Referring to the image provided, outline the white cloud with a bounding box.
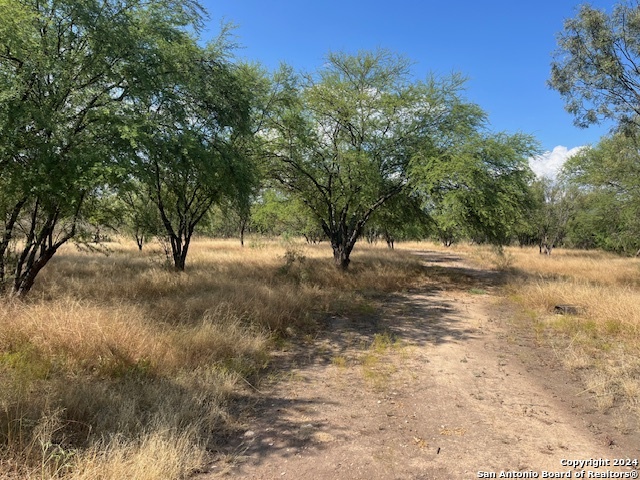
[529,145,585,179]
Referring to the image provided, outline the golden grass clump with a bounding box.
[65,429,205,480]
[11,426,206,480]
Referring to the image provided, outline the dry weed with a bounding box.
[65,429,206,480]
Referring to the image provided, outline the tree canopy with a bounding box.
[411,132,538,246]
[0,0,252,293]
[0,1,544,294]
[550,1,640,129]
[563,131,640,255]
[124,43,256,271]
[263,50,495,268]
[549,0,640,256]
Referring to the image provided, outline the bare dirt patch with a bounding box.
[198,250,640,479]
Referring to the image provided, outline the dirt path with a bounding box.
[200,251,640,479]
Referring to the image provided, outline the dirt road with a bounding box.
[201,251,639,479]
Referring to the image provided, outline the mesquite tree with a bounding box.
[126,48,257,271]
[264,50,484,269]
[550,1,640,129]
[0,0,206,295]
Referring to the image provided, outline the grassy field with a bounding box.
[0,238,428,479]
[2,238,638,478]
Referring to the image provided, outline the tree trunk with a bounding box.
[170,235,189,271]
[330,231,359,270]
[0,198,28,292]
[10,200,80,298]
[540,234,553,255]
[333,246,351,270]
[173,252,186,270]
[13,245,59,297]
[383,232,394,249]
[322,199,387,271]
[12,227,74,297]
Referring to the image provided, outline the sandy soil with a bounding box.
[198,250,640,480]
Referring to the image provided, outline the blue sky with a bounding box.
[199,0,617,176]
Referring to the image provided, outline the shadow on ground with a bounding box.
[206,249,504,470]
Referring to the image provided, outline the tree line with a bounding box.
[1,0,639,297]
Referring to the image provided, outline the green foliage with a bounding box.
[563,131,640,255]
[251,190,325,242]
[0,0,208,295]
[264,49,489,268]
[428,195,468,246]
[550,1,640,128]
[548,1,640,255]
[125,39,259,269]
[118,184,163,250]
[412,132,538,246]
[365,192,432,247]
[528,178,579,254]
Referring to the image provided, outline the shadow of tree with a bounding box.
[15,246,506,474]
[207,249,503,469]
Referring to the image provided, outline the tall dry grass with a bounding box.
[0,237,427,479]
[500,248,640,338]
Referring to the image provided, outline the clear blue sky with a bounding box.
[199,0,616,157]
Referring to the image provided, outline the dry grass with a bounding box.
[63,430,205,480]
[399,241,640,420]
[502,247,640,338]
[473,246,640,418]
[0,237,427,478]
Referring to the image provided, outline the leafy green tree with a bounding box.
[530,178,577,255]
[201,203,251,244]
[118,185,162,251]
[126,50,255,270]
[0,0,204,295]
[235,195,253,248]
[251,189,325,241]
[80,190,126,244]
[264,50,485,269]
[226,62,276,247]
[413,133,538,247]
[249,190,287,237]
[365,193,432,248]
[172,63,283,248]
[549,1,640,255]
[564,188,628,251]
[426,196,467,247]
[563,131,640,255]
[550,1,640,129]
